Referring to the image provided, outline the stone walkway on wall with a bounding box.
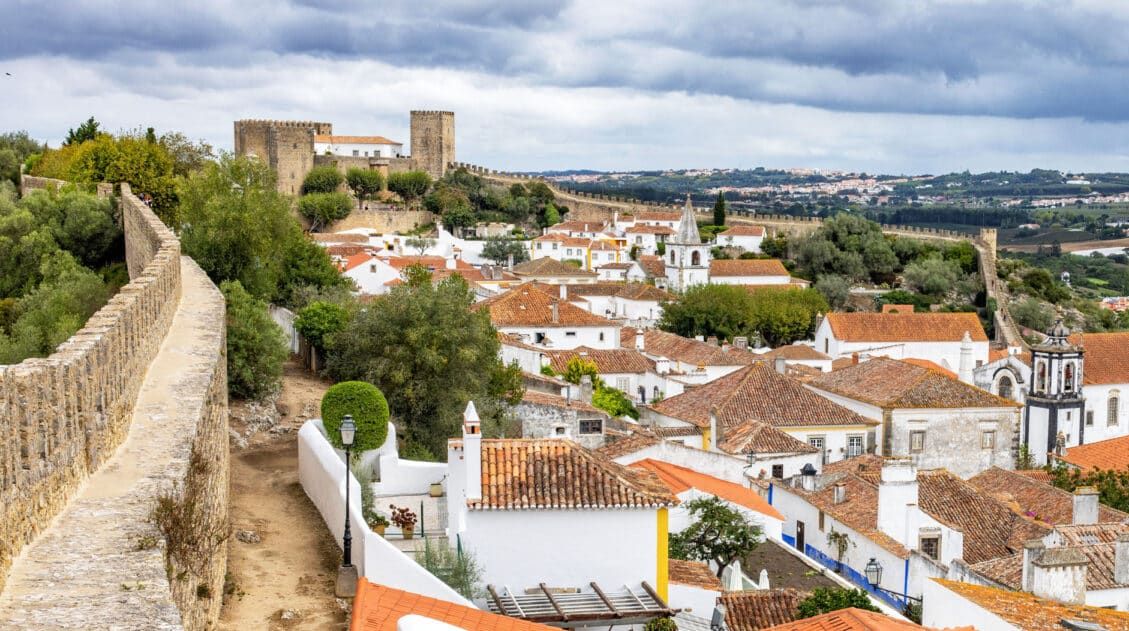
[0,259,224,630]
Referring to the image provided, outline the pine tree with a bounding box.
[713,191,727,226]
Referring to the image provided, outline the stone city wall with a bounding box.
[326,208,436,233]
[0,180,229,629]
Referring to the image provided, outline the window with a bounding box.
[536,242,543,250]
[599,332,605,342]
[1087,410,1095,426]
[616,377,630,392]
[670,251,676,264]
[565,331,577,337]
[981,431,996,450]
[910,430,926,453]
[998,376,1013,400]
[566,248,573,256]
[824,339,829,353]
[579,419,603,435]
[1111,392,1121,426]
[1065,363,1075,392]
[635,236,642,244]
[808,436,826,464]
[552,243,558,251]
[1036,361,1047,393]
[920,536,940,560]
[772,464,784,479]
[847,435,864,458]
[691,251,701,266]
[352,149,359,156]
[818,511,825,532]
[369,264,376,273]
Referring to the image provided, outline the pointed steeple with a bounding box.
[675,193,701,244]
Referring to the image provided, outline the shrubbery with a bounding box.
[320,381,390,452]
[346,168,384,200]
[301,165,343,194]
[298,192,353,231]
[221,280,288,400]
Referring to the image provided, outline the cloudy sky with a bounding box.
[4,0,1129,174]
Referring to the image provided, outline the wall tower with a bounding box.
[233,120,332,195]
[410,111,456,180]
[1023,319,1085,466]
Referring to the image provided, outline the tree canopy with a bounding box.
[669,497,762,577]
[659,284,829,347]
[796,588,880,619]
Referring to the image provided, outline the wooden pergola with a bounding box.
[486,582,678,629]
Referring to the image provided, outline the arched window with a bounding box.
[691,250,701,266]
[1110,391,1121,427]
[998,376,1014,400]
[1064,364,1075,392]
[1036,361,1047,393]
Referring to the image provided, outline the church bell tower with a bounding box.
[1022,319,1085,466]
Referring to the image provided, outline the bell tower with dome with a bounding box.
[1022,319,1085,466]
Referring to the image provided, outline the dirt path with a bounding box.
[219,362,348,631]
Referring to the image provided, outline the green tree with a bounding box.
[320,381,390,452]
[325,266,523,455]
[713,191,727,226]
[220,280,289,400]
[592,386,639,419]
[64,116,103,146]
[814,274,851,310]
[796,588,880,619]
[1011,296,1054,332]
[419,539,485,600]
[387,171,432,207]
[17,188,120,268]
[903,256,961,296]
[346,167,385,201]
[298,192,353,231]
[157,131,215,177]
[481,237,530,266]
[0,131,46,187]
[542,201,561,227]
[302,165,344,194]
[747,287,829,347]
[405,236,436,255]
[562,356,601,385]
[761,235,789,259]
[294,300,351,352]
[669,497,762,577]
[659,284,753,343]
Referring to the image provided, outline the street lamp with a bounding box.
[863,558,921,611]
[336,415,358,598]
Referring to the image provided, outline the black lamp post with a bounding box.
[863,558,922,611]
[336,415,358,598]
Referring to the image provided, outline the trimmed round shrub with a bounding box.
[321,381,390,452]
[302,165,344,194]
[298,192,352,230]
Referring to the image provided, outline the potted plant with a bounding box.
[390,505,418,540]
[429,482,444,498]
[368,511,390,537]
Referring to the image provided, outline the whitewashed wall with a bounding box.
[667,583,720,620]
[922,579,1017,630]
[497,324,621,350]
[269,305,301,354]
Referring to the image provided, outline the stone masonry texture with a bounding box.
[0,180,229,630]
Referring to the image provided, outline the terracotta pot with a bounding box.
[373,524,387,537]
[403,525,415,540]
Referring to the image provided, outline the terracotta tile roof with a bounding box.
[763,344,831,361]
[933,578,1129,630]
[988,347,1012,363]
[761,607,969,630]
[472,284,616,327]
[719,420,820,455]
[596,431,660,459]
[667,559,722,590]
[719,225,766,237]
[967,467,1129,525]
[626,224,675,234]
[971,532,1129,592]
[544,347,655,374]
[326,244,369,258]
[547,220,607,232]
[831,357,857,371]
[635,211,682,222]
[637,255,666,278]
[311,232,369,243]
[651,362,876,430]
[384,255,449,270]
[615,283,675,301]
[880,304,917,314]
[899,358,956,379]
[316,134,401,145]
[720,589,803,631]
[521,370,570,389]
[470,439,679,510]
[343,253,377,272]
[511,257,597,277]
[630,458,785,520]
[1060,434,1129,473]
[1074,332,1129,385]
[519,390,604,415]
[597,262,633,269]
[652,426,703,437]
[808,357,1020,409]
[709,258,790,277]
[795,469,911,558]
[621,327,758,367]
[555,282,674,302]
[350,579,552,631]
[824,312,988,342]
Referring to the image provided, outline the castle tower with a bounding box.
[233,120,332,195]
[1023,319,1085,466]
[665,194,710,291]
[410,111,455,180]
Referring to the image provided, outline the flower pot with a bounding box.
[429,483,444,497]
[402,525,415,540]
[373,524,387,537]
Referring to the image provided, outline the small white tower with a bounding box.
[1023,320,1085,466]
[463,401,482,502]
[664,194,710,291]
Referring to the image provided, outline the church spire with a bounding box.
[675,193,701,244]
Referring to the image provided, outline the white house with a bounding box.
[806,356,1021,478]
[616,210,682,233]
[509,257,599,284]
[596,261,647,282]
[1075,332,1129,441]
[473,283,621,349]
[315,134,404,158]
[760,344,834,373]
[924,576,1129,630]
[446,404,681,600]
[715,225,766,253]
[813,312,990,373]
[546,220,609,238]
[708,259,792,285]
[342,253,401,295]
[566,283,674,327]
[665,560,722,623]
[625,224,675,256]
[622,328,760,386]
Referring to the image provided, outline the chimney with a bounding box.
[446,257,456,270]
[695,335,705,342]
[559,284,567,300]
[1030,547,1089,605]
[877,458,918,546]
[463,402,482,502]
[1116,533,1129,584]
[800,463,817,492]
[707,335,719,346]
[852,352,860,365]
[958,331,974,384]
[550,303,559,324]
[506,253,514,270]
[774,357,787,374]
[709,406,721,452]
[734,336,748,350]
[833,483,847,505]
[1022,539,1043,593]
[635,330,645,351]
[580,375,594,404]
[1073,486,1099,525]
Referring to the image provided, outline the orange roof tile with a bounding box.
[544,347,655,374]
[1075,332,1129,385]
[596,430,661,459]
[518,390,604,415]
[709,258,790,277]
[825,312,988,342]
[621,327,758,367]
[881,304,917,314]
[350,579,552,631]
[900,358,957,379]
[808,357,1019,409]
[468,439,679,510]
[1060,434,1129,472]
[719,225,766,237]
[762,607,969,630]
[344,253,377,272]
[637,255,667,278]
[547,220,607,232]
[721,589,803,631]
[667,559,722,590]
[626,225,675,234]
[385,255,448,270]
[472,284,616,328]
[968,467,1128,525]
[933,578,1129,630]
[511,257,597,277]
[719,420,820,456]
[764,344,831,361]
[316,134,401,145]
[630,459,784,520]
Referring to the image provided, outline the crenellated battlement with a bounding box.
[234,119,332,130]
[409,110,455,116]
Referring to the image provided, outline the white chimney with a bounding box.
[580,375,594,404]
[1022,539,1043,593]
[445,257,456,270]
[800,463,817,491]
[1030,547,1089,605]
[734,336,748,350]
[774,357,787,374]
[1115,533,1129,584]
[833,483,847,504]
[463,402,482,502]
[958,331,974,384]
[550,303,559,324]
[709,406,720,452]
[1073,486,1099,525]
[559,284,567,300]
[877,458,918,546]
[635,330,645,351]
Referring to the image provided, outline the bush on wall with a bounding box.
[321,380,390,452]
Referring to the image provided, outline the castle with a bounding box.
[233,111,455,194]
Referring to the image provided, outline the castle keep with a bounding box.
[234,110,455,194]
